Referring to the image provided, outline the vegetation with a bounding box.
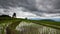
[0,16,60,34]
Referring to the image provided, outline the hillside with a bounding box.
[0,17,60,34]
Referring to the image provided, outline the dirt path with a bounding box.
[6,21,21,34]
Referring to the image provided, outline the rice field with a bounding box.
[0,18,60,34]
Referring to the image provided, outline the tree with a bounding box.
[25,17,27,20]
[12,13,16,18]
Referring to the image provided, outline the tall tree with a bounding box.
[12,13,16,18]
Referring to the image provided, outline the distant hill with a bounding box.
[0,15,11,20]
[0,15,11,18]
[40,19,55,22]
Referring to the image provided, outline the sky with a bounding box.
[0,0,60,19]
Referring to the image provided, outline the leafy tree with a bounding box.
[12,13,16,18]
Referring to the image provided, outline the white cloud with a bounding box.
[0,7,60,18]
[35,0,60,12]
[6,7,38,18]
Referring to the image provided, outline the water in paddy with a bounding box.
[0,24,6,34]
[16,21,60,34]
[0,23,11,34]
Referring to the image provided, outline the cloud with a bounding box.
[0,7,38,18]
[53,0,60,9]
[0,0,60,18]
[0,0,37,11]
[35,0,60,12]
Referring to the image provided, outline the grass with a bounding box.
[0,17,22,34]
[27,20,60,26]
[26,20,60,29]
[0,17,60,26]
[0,17,60,34]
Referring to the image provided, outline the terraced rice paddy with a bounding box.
[0,19,60,34]
[15,21,60,34]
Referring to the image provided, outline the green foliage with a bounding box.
[0,17,60,34]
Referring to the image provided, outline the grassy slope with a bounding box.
[0,17,60,34]
[0,17,60,30]
[0,17,23,34]
[25,20,60,29]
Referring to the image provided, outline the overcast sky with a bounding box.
[0,0,60,18]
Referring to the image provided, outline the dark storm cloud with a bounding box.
[0,0,60,11]
[35,0,60,13]
[0,0,37,11]
[0,0,60,17]
[53,0,60,9]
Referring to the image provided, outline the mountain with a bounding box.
[40,19,55,22]
[0,15,11,20]
[28,17,60,22]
